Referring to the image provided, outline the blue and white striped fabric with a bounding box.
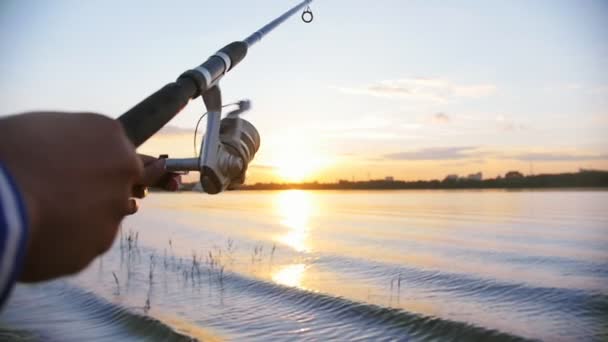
[0,162,28,307]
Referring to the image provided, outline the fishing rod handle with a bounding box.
[118,42,248,147]
[118,78,197,147]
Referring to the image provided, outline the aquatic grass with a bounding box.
[398,273,402,292]
[144,296,151,314]
[122,229,140,255]
[144,254,156,314]
[111,230,286,296]
[112,271,120,295]
[226,238,235,253]
[270,243,277,260]
[127,231,133,251]
[149,254,156,283]
[205,248,227,286]
[251,243,265,264]
[218,265,225,287]
[225,239,236,265]
[119,226,124,251]
[388,273,404,307]
[163,249,168,269]
[191,251,202,279]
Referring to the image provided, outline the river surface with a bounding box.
[1,190,607,341]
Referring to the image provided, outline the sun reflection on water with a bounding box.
[272,264,306,288]
[275,190,313,253]
[272,191,314,289]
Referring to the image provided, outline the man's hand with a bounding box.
[128,155,182,214]
[0,112,146,282]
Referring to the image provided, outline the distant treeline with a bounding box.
[234,170,608,191]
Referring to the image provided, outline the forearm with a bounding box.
[0,112,177,291]
[0,162,29,307]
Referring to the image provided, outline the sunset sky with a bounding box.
[1,0,607,183]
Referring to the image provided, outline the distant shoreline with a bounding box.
[236,186,608,192]
[179,170,608,192]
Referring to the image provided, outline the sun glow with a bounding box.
[270,139,328,182]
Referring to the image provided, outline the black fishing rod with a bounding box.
[117,0,314,194]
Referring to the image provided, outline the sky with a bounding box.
[1,0,607,183]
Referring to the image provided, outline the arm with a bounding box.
[0,112,154,307]
[0,163,29,306]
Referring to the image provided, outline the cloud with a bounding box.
[495,115,526,131]
[497,122,526,131]
[452,84,497,98]
[382,145,608,163]
[323,131,409,141]
[401,123,423,130]
[510,152,608,161]
[334,78,496,103]
[320,115,422,141]
[385,146,479,160]
[590,114,608,125]
[591,85,608,94]
[439,159,486,167]
[323,115,392,131]
[431,112,450,124]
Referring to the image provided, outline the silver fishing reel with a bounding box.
[164,88,260,194]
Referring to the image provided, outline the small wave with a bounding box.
[199,268,530,341]
[0,282,200,342]
[317,254,608,316]
[1,269,529,341]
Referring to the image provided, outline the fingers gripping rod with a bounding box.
[117,0,312,193]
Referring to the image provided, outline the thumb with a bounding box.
[140,158,167,186]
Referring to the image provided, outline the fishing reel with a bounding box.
[163,88,260,194]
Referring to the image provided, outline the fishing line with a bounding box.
[193,102,241,157]
[193,112,208,157]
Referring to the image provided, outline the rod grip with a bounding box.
[118,77,198,147]
[218,41,248,71]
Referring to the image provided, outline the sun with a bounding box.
[271,140,327,182]
[277,155,318,182]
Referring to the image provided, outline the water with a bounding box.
[1,190,607,341]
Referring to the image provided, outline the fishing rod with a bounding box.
[117,0,314,194]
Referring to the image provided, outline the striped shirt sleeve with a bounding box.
[0,162,29,307]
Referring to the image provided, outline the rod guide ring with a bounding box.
[302,8,313,23]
